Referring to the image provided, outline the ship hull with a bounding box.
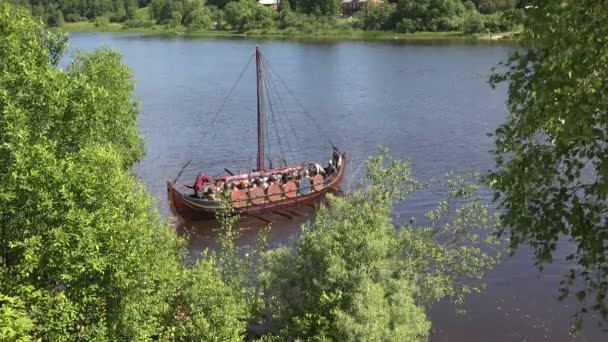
[167,152,347,221]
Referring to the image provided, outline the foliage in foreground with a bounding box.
[250,150,501,340]
[489,0,608,327]
[0,3,247,340]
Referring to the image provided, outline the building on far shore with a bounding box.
[341,0,381,16]
[259,0,279,10]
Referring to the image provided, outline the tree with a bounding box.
[91,0,115,18]
[149,0,205,25]
[185,7,213,29]
[287,0,341,16]
[224,0,273,31]
[110,0,127,21]
[125,0,139,19]
[167,10,182,27]
[0,294,34,342]
[489,0,608,327]
[6,0,144,22]
[256,149,501,340]
[45,3,64,26]
[473,0,516,14]
[149,0,175,23]
[463,11,484,34]
[354,1,397,31]
[395,0,467,32]
[207,0,233,8]
[482,11,515,33]
[0,3,247,339]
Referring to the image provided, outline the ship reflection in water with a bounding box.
[171,202,317,259]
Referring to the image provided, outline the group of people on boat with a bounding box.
[192,150,342,203]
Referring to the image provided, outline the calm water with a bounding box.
[67,33,604,341]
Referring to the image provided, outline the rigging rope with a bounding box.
[262,62,301,165]
[261,54,336,149]
[262,69,287,164]
[195,52,255,148]
[262,60,299,162]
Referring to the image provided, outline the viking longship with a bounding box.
[167,46,346,220]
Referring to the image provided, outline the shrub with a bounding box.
[46,9,64,27]
[94,15,110,27]
[0,294,34,341]
[167,11,182,28]
[256,150,501,340]
[110,5,127,22]
[396,18,416,33]
[224,0,274,32]
[395,0,467,32]
[186,8,213,29]
[122,19,155,29]
[354,2,397,31]
[430,16,464,31]
[133,7,151,20]
[482,12,515,32]
[463,12,484,34]
[65,13,86,22]
[207,5,225,29]
[476,0,516,14]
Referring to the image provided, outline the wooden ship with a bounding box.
[167,47,346,220]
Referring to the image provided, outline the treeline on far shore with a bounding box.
[10,0,524,36]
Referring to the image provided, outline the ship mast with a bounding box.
[256,46,264,171]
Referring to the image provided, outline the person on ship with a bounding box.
[207,187,217,201]
[333,147,342,168]
[325,160,336,175]
[194,173,212,198]
[314,163,325,176]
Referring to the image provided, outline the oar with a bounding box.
[173,160,192,183]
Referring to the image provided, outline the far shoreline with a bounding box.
[58,22,518,44]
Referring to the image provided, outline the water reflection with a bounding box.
[172,203,316,259]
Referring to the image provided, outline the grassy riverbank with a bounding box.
[60,22,516,42]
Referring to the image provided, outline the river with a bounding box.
[67,33,604,341]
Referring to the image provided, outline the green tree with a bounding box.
[125,0,139,19]
[167,10,182,27]
[489,0,608,326]
[45,4,64,26]
[110,0,127,21]
[482,11,515,33]
[0,294,34,342]
[149,0,200,25]
[287,0,341,16]
[256,150,501,340]
[354,1,397,31]
[224,0,273,31]
[463,11,484,34]
[91,0,114,18]
[207,0,233,8]
[0,3,247,339]
[473,0,516,14]
[185,7,212,29]
[149,0,174,23]
[395,0,467,32]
